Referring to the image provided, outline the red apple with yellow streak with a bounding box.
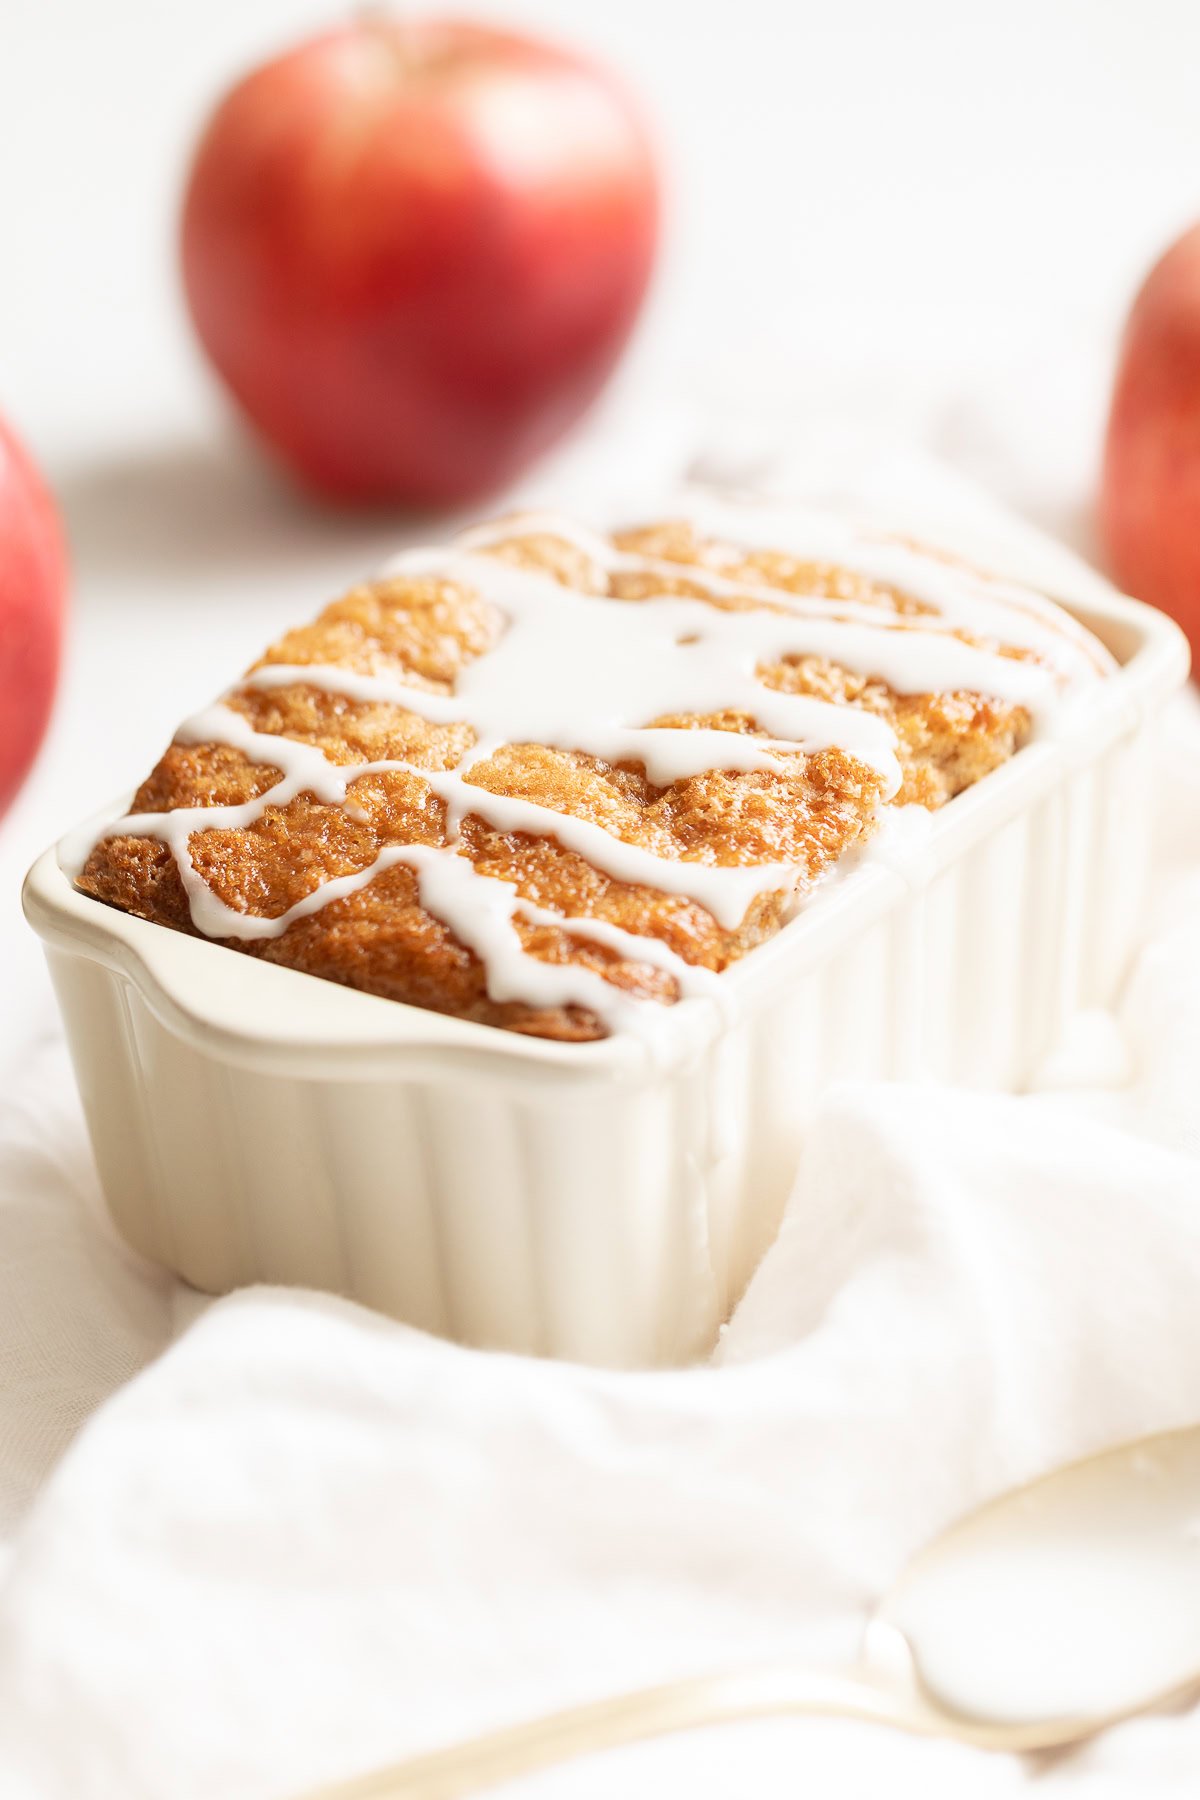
[181,17,659,506]
[0,416,66,819]
[1101,224,1200,678]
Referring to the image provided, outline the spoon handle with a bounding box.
[297,1662,934,1800]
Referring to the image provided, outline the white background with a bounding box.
[3,0,1200,1053]
[3,11,1200,1796]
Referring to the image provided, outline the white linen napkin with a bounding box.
[0,681,1198,1797]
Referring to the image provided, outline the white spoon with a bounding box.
[303,1425,1200,1799]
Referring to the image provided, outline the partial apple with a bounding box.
[181,18,659,507]
[0,416,66,819]
[1101,224,1200,676]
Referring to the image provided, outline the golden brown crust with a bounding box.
[78,518,1052,1040]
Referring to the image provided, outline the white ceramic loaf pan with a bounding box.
[23,542,1190,1369]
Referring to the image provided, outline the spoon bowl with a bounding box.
[881,1423,1200,1734]
[303,1425,1200,1799]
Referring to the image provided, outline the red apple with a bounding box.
[181,18,659,506]
[0,416,66,819]
[1101,224,1200,677]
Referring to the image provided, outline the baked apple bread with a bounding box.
[71,499,1113,1041]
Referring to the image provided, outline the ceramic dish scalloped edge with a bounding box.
[22,537,1191,1368]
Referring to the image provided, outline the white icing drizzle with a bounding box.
[247,660,814,785]
[402,847,724,1037]
[609,497,1112,677]
[63,701,794,937]
[68,503,1112,1040]
[356,549,907,785]
[461,508,1113,685]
